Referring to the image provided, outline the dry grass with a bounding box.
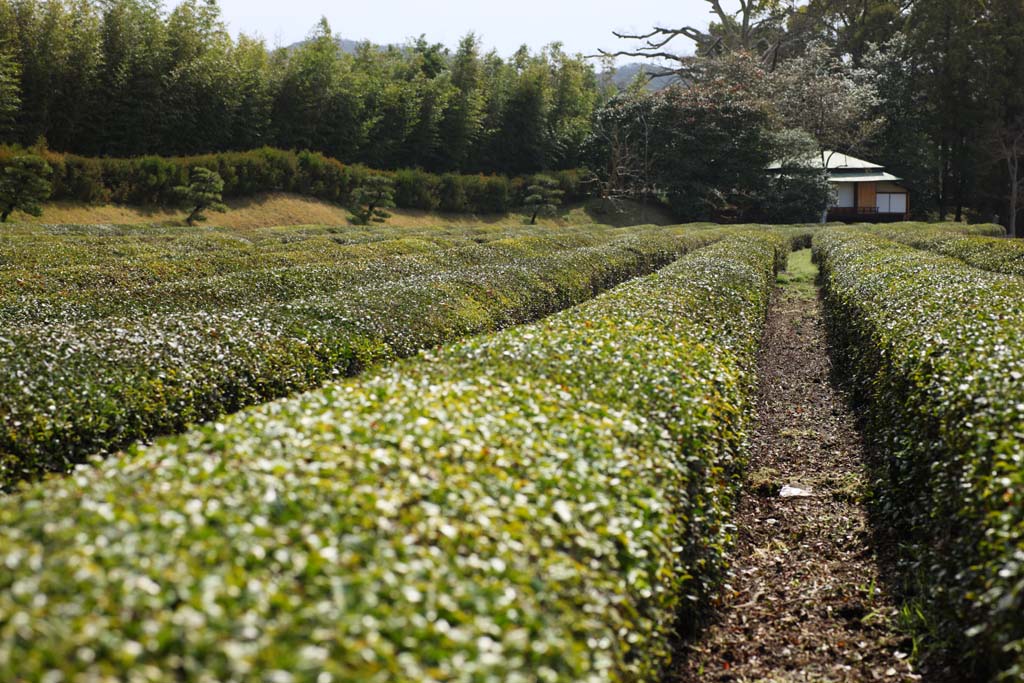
[11,193,677,229]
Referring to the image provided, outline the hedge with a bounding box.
[0,145,592,215]
[816,229,1024,681]
[861,223,1024,277]
[0,231,781,682]
[0,228,629,325]
[0,222,625,298]
[0,224,735,486]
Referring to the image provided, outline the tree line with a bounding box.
[0,0,601,175]
[2,0,1023,231]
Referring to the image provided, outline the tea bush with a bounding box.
[862,223,1024,277]
[816,229,1024,680]
[0,231,781,682]
[0,224,733,485]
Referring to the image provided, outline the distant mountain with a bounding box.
[605,63,680,91]
[286,37,377,54]
[336,38,362,54]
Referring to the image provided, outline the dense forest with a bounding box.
[0,0,1022,229]
[0,0,600,174]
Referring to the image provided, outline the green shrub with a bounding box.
[0,154,52,221]
[860,223,1023,276]
[392,168,441,211]
[174,167,228,226]
[464,174,511,213]
[348,175,396,225]
[551,168,590,202]
[438,173,467,212]
[294,150,353,203]
[45,154,107,203]
[816,229,1024,680]
[0,231,780,682]
[522,174,565,224]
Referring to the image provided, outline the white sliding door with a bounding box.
[835,183,855,208]
[876,193,907,214]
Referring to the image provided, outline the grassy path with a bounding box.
[671,250,919,682]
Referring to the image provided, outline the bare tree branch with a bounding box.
[597,0,803,79]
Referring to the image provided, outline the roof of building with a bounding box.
[830,172,903,183]
[821,152,884,170]
[768,151,903,183]
[767,151,886,171]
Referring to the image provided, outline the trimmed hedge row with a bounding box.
[859,221,1004,240]
[0,225,733,486]
[0,229,634,325]
[863,224,1024,277]
[0,223,624,300]
[815,230,1024,681]
[0,231,781,682]
[0,145,591,214]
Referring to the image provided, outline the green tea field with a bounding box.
[1,220,1023,682]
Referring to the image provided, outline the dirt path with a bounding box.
[670,250,919,683]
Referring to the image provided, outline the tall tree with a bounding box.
[862,34,937,219]
[272,18,342,153]
[770,41,882,162]
[438,34,486,171]
[586,89,655,205]
[97,0,169,155]
[229,34,275,150]
[0,3,605,176]
[493,46,550,174]
[980,0,1024,232]
[161,0,237,153]
[546,43,599,168]
[991,118,1024,237]
[904,0,986,221]
[0,48,20,141]
[794,0,906,64]
[647,78,776,221]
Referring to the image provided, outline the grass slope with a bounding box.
[8,193,677,229]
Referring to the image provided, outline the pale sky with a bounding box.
[198,0,725,62]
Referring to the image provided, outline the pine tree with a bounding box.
[174,166,227,226]
[523,175,564,224]
[349,175,395,225]
[0,154,51,222]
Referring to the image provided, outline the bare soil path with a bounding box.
[670,250,920,683]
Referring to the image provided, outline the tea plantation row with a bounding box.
[1,224,737,487]
[0,232,783,682]
[862,222,1021,276]
[0,223,652,313]
[816,229,1024,681]
[1,233,640,325]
